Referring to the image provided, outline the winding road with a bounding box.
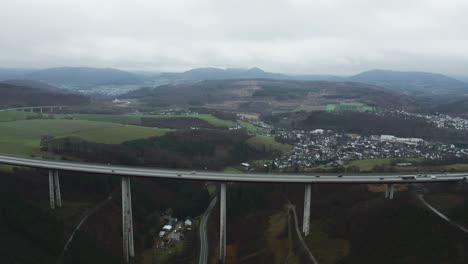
[287,202,318,264]
[418,194,468,234]
[199,196,218,264]
[57,195,113,263]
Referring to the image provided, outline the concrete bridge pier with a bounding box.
[49,171,55,209]
[389,184,395,199]
[121,176,134,262]
[48,170,62,209]
[384,184,395,199]
[303,184,312,236]
[219,183,227,263]
[40,107,43,113]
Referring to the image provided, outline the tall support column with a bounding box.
[127,177,135,258]
[122,177,129,262]
[49,170,55,209]
[121,177,134,263]
[303,184,312,236]
[389,184,395,200]
[54,170,62,208]
[40,107,43,113]
[385,184,389,199]
[219,183,227,263]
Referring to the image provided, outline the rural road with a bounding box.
[199,196,218,264]
[57,195,113,264]
[287,202,319,264]
[418,194,468,234]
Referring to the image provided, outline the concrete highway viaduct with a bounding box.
[1,154,467,263]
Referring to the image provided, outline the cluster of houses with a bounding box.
[395,110,468,130]
[273,128,468,169]
[155,217,192,249]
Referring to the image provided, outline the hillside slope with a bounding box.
[0,83,88,108]
[349,69,468,96]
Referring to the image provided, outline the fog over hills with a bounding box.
[25,67,144,87]
[0,68,36,80]
[1,66,467,96]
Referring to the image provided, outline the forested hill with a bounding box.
[123,79,420,112]
[349,69,468,95]
[0,83,88,108]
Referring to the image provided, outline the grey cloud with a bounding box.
[1,0,468,75]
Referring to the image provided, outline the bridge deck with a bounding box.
[0,155,467,184]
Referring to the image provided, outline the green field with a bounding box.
[306,220,348,264]
[58,113,235,127]
[0,111,42,122]
[443,163,468,171]
[326,103,377,113]
[238,120,266,134]
[0,119,170,155]
[3,111,237,128]
[347,158,468,172]
[247,135,292,153]
[347,158,422,171]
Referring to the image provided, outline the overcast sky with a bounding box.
[1,0,468,75]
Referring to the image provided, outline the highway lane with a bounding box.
[199,196,218,264]
[1,154,467,183]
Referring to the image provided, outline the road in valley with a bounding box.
[418,194,468,234]
[199,196,218,264]
[57,195,113,264]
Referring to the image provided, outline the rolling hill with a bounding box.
[434,97,468,116]
[159,67,343,81]
[349,69,468,96]
[1,79,62,91]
